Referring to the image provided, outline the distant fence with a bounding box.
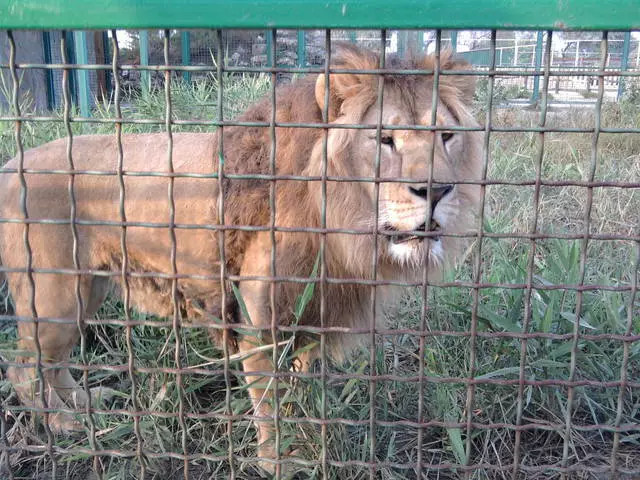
[1,29,638,115]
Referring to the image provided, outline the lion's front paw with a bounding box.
[256,445,303,478]
[48,411,84,433]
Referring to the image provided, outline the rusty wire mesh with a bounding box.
[0,27,638,480]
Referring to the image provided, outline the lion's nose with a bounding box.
[409,184,453,209]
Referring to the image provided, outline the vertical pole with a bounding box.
[514,37,519,65]
[64,31,78,105]
[348,30,357,43]
[297,30,306,67]
[407,31,420,56]
[419,31,427,53]
[73,30,91,117]
[139,30,150,95]
[574,41,580,67]
[397,30,408,57]
[265,30,273,67]
[531,31,544,104]
[103,31,111,99]
[617,31,631,100]
[42,31,55,110]
[93,31,107,102]
[450,30,458,52]
[181,31,191,83]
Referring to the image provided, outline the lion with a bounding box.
[0,44,482,474]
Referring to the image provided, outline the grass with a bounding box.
[1,73,639,479]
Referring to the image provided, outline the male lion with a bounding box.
[0,45,482,473]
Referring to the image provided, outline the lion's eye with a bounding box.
[441,132,454,144]
[380,136,394,147]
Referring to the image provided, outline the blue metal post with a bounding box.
[139,30,150,95]
[73,30,91,117]
[617,31,631,100]
[42,31,55,110]
[531,31,544,104]
[397,30,408,57]
[265,31,273,66]
[102,31,111,98]
[63,31,78,105]
[181,31,191,83]
[419,31,427,53]
[450,30,458,52]
[297,30,306,67]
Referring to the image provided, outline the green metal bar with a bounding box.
[139,30,150,95]
[450,30,458,52]
[419,31,427,53]
[297,30,306,68]
[181,30,191,83]
[73,30,90,117]
[64,31,78,105]
[42,31,55,110]
[408,31,420,56]
[103,31,111,99]
[265,31,273,67]
[531,31,544,104]
[397,31,408,57]
[617,31,631,100]
[1,1,638,30]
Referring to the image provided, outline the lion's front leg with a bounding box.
[237,234,297,475]
[237,335,286,474]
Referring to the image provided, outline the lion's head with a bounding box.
[306,45,483,278]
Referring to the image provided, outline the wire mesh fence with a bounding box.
[0,16,638,480]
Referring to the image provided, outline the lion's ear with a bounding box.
[438,51,476,105]
[315,43,379,121]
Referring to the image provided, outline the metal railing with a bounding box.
[0,2,638,479]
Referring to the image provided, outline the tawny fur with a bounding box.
[0,45,482,472]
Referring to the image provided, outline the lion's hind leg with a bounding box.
[6,272,111,432]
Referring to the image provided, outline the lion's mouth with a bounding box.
[386,220,441,244]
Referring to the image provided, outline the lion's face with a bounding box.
[311,46,482,276]
[353,86,481,268]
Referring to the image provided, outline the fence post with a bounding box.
[617,31,631,100]
[407,31,420,56]
[450,30,458,52]
[139,30,150,95]
[531,31,544,104]
[348,30,357,43]
[397,30,408,57]
[181,31,191,84]
[297,30,306,67]
[265,31,273,67]
[42,31,55,110]
[102,31,111,99]
[73,31,91,117]
[420,31,427,53]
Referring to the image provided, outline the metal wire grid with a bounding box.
[0,27,638,479]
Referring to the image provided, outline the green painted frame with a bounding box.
[1,0,639,30]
